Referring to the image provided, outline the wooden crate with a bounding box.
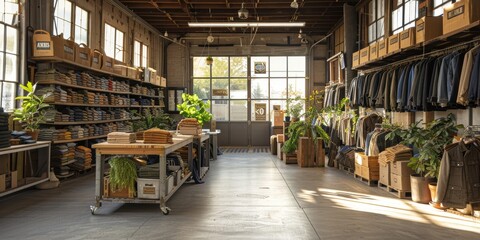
[283,152,297,164]
[354,163,361,176]
[297,137,321,167]
[355,152,379,168]
[103,177,134,198]
[361,165,379,181]
[379,162,390,186]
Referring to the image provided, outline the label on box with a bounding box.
[93,57,99,64]
[361,51,368,57]
[390,36,399,44]
[379,42,385,49]
[79,52,88,60]
[401,31,410,40]
[371,46,376,52]
[417,23,425,31]
[447,6,464,20]
[353,54,359,61]
[143,186,156,195]
[64,45,74,54]
[36,41,51,50]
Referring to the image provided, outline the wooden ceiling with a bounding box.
[118,0,359,36]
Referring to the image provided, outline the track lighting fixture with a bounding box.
[298,29,303,39]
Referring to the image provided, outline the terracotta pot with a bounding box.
[410,174,435,203]
[26,130,39,141]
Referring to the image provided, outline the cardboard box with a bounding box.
[277,134,285,143]
[361,165,379,180]
[416,16,443,44]
[75,43,90,67]
[369,42,378,61]
[113,60,128,76]
[352,50,360,68]
[379,162,390,186]
[355,163,361,176]
[443,0,480,35]
[390,160,413,176]
[377,38,388,58]
[160,76,167,87]
[51,35,76,61]
[388,33,400,54]
[101,55,114,73]
[391,173,411,191]
[127,66,140,80]
[400,28,416,49]
[273,110,284,127]
[354,152,379,168]
[91,49,103,70]
[359,47,370,64]
[32,30,54,57]
[137,178,160,199]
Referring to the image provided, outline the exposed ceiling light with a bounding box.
[298,29,303,39]
[188,22,305,27]
[238,2,249,20]
[164,31,168,37]
[290,0,299,9]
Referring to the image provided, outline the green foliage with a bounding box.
[133,110,175,132]
[322,98,357,137]
[177,93,212,125]
[282,90,330,154]
[108,156,137,194]
[386,113,463,178]
[13,82,51,131]
[285,96,304,118]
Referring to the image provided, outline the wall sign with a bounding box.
[213,89,228,96]
[255,103,266,121]
[254,61,267,74]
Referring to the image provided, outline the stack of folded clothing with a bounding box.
[117,122,133,132]
[43,108,59,123]
[107,132,136,144]
[71,145,92,170]
[139,99,152,106]
[138,163,160,179]
[35,86,55,103]
[178,118,202,135]
[52,143,77,167]
[54,86,68,102]
[53,129,67,141]
[144,128,173,144]
[378,144,412,165]
[0,108,10,148]
[11,131,35,144]
[38,128,55,141]
[65,71,75,85]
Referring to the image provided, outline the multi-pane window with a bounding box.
[392,0,418,34]
[433,0,452,16]
[74,6,88,45]
[104,23,124,62]
[134,40,148,68]
[0,0,19,112]
[367,0,385,43]
[53,0,89,45]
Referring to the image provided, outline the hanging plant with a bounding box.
[206,56,213,65]
[109,156,137,195]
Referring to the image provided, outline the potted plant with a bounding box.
[108,156,137,198]
[177,93,212,126]
[206,56,213,65]
[133,110,175,140]
[13,82,51,140]
[282,91,330,167]
[286,96,303,122]
[387,113,462,204]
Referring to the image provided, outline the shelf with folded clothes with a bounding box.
[35,80,131,95]
[42,118,136,125]
[53,134,109,144]
[46,102,128,108]
[354,21,480,71]
[128,92,159,98]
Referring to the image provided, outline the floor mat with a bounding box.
[221,147,270,153]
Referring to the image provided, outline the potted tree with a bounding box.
[282,91,330,167]
[177,93,213,126]
[387,113,461,204]
[13,82,51,140]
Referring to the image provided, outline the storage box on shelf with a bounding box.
[443,0,480,35]
[379,161,390,187]
[75,43,91,67]
[32,30,54,57]
[91,49,103,70]
[137,178,160,199]
[352,51,360,68]
[51,35,76,62]
[113,60,128,76]
[388,33,400,53]
[359,47,370,65]
[103,177,134,198]
[400,27,416,49]
[369,42,378,61]
[377,38,388,58]
[101,55,114,73]
[416,16,443,44]
[390,160,413,191]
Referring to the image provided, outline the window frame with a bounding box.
[391,0,418,34]
[432,0,452,17]
[53,0,89,45]
[104,23,124,62]
[367,0,385,44]
[133,40,148,68]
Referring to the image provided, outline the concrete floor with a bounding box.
[1,151,480,240]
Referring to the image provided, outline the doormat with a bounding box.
[221,147,269,153]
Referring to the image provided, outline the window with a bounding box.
[104,23,124,62]
[0,0,19,112]
[433,0,453,16]
[392,0,418,34]
[134,40,148,68]
[53,0,89,45]
[367,0,385,44]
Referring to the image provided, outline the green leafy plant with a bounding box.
[109,156,137,194]
[386,113,462,178]
[13,82,51,131]
[133,110,175,132]
[177,93,212,125]
[285,96,304,119]
[282,90,330,154]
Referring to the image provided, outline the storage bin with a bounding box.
[388,34,400,54]
[377,38,388,58]
[400,28,415,49]
[32,30,54,57]
[443,0,480,35]
[137,178,160,199]
[352,50,360,68]
[75,43,90,67]
[52,35,76,61]
[91,49,103,70]
[416,16,443,44]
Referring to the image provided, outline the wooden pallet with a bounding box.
[339,164,354,175]
[354,174,378,186]
[378,182,411,199]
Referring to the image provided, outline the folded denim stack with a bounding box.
[38,128,55,141]
[54,86,68,103]
[378,145,412,165]
[35,86,55,103]
[178,118,202,135]
[52,143,76,169]
[139,99,152,106]
[80,72,94,88]
[69,126,84,139]
[11,131,35,144]
[53,129,68,140]
[96,77,109,90]
[65,71,75,85]
[43,108,58,123]
[107,132,136,144]
[116,122,133,132]
[85,125,95,137]
[70,145,92,170]
[0,108,10,148]
[130,98,139,106]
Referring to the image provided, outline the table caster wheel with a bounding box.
[161,207,171,215]
[90,205,97,215]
